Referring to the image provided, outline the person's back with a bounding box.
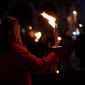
[0,16,62,85]
[0,42,56,85]
[0,42,35,85]
[0,52,13,85]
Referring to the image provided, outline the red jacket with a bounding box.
[0,42,56,85]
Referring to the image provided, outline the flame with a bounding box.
[35,32,42,39]
[41,12,56,28]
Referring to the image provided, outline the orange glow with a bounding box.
[56,70,59,73]
[41,11,56,28]
[29,30,35,37]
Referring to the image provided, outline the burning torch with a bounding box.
[41,11,61,48]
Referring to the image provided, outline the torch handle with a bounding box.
[54,28,58,47]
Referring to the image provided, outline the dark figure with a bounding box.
[45,35,55,56]
[60,28,74,72]
[36,36,46,58]
[74,27,85,69]
[0,16,62,85]
[25,30,37,56]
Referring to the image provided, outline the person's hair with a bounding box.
[0,16,23,54]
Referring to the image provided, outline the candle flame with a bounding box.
[41,12,56,28]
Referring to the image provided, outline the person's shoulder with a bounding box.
[12,42,28,52]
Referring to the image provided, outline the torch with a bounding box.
[41,12,61,48]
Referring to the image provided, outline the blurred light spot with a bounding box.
[72,35,76,40]
[35,38,39,42]
[73,10,77,14]
[29,30,35,37]
[79,24,83,27]
[21,28,26,33]
[57,37,62,41]
[56,70,59,73]
[55,24,58,28]
[76,31,80,35]
[29,26,32,30]
[73,31,76,35]
[35,32,41,39]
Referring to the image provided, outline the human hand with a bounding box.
[53,47,62,58]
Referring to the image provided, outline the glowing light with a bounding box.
[41,11,56,28]
[76,31,80,35]
[56,70,59,73]
[29,30,35,37]
[57,36,62,43]
[79,24,83,27]
[73,10,77,23]
[35,32,42,39]
[35,38,39,42]
[76,28,79,32]
[21,28,26,33]
[73,11,77,15]
[29,26,32,30]
[73,31,76,35]
[57,37,62,41]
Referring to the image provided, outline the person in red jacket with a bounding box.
[0,16,62,85]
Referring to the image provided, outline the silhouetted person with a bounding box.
[25,30,37,56]
[74,27,85,69]
[36,36,46,58]
[60,28,74,72]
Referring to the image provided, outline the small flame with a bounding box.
[41,12,56,28]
